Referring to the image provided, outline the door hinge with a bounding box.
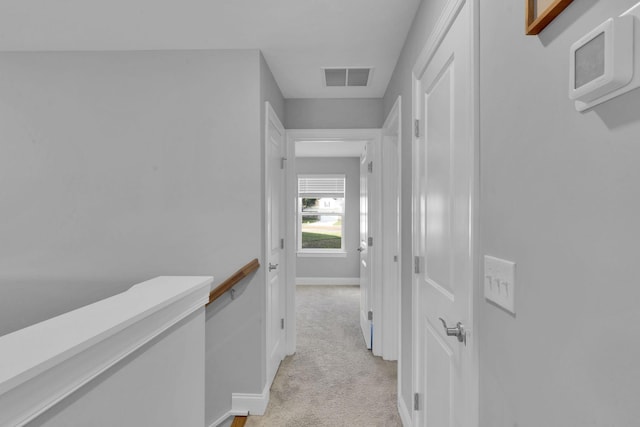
[280,157,287,169]
[414,256,420,274]
[368,161,373,173]
[414,119,420,138]
[368,237,373,247]
[414,393,420,411]
[368,310,373,321]
[280,238,285,249]
[281,318,285,330]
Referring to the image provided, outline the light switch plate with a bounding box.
[484,255,516,314]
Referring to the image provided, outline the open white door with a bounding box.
[265,102,286,386]
[412,1,478,426]
[359,143,372,350]
[381,97,401,362]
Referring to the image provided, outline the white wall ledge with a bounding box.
[0,275,213,426]
[296,251,348,258]
[296,277,360,286]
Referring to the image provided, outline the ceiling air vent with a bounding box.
[324,68,372,87]
[325,68,347,86]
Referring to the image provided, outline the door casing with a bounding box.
[264,102,286,388]
[360,143,372,350]
[284,129,383,356]
[411,0,480,425]
[381,96,402,362]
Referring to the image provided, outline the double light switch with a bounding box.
[484,255,516,314]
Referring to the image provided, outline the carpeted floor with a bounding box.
[246,285,401,427]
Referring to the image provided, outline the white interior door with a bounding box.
[413,1,477,426]
[359,143,372,350]
[381,98,401,361]
[265,102,286,386]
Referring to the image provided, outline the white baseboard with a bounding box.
[398,393,412,427]
[213,366,274,425]
[231,382,270,416]
[296,277,360,286]
[208,409,248,427]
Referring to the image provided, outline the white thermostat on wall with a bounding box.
[570,3,640,112]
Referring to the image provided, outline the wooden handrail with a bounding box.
[206,258,260,306]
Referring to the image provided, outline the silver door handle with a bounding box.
[357,247,364,252]
[439,318,466,346]
[268,263,278,272]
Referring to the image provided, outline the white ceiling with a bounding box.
[0,0,420,99]
[296,140,366,158]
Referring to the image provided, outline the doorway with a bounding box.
[284,129,397,357]
[411,0,479,425]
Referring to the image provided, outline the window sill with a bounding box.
[297,251,348,258]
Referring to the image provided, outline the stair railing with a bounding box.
[206,258,260,306]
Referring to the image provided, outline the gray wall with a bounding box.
[385,0,640,424]
[0,49,269,425]
[479,1,640,425]
[285,98,384,129]
[295,157,360,279]
[382,0,448,408]
[204,51,285,421]
[260,52,285,130]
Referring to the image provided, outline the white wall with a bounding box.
[382,0,448,408]
[0,49,269,425]
[285,98,383,129]
[295,157,360,280]
[479,0,640,425]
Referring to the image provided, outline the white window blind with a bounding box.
[298,175,345,198]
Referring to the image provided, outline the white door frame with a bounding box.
[411,0,479,424]
[284,129,382,356]
[359,143,372,350]
[264,102,286,389]
[381,96,402,362]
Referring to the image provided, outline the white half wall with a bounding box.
[29,311,206,427]
[0,276,211,427]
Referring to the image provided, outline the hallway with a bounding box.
[246,286,400,426]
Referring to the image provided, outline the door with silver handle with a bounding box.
[439,317,466,346]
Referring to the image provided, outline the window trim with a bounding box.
[297,174,346,255]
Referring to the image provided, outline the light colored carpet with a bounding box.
[246,285,401,427]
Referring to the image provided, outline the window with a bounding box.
[298,175,346,254]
